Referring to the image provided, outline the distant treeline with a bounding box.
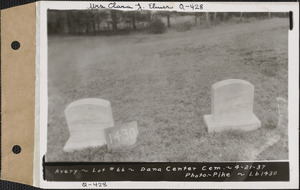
[48,10,288,35]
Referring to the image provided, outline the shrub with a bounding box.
[176,21,193,32]
[149,19,166,34]
[227,16,243,24]
[244,17,257,23]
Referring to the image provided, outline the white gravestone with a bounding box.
[63,98,114,152]
[277,97,288,128]
[204,79,261,132]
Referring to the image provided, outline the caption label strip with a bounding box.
[44,162,289,181]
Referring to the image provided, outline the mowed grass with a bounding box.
[46,18,288,162]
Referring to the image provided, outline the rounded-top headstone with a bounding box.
[63,98,114,152]
[212,79,254,122]
[204,79,261,132]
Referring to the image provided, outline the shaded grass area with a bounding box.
[46,18,288,162]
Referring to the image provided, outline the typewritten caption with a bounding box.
[56,164,275,178]
[45,162,289,182]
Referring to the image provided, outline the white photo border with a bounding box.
[37,1,299,189]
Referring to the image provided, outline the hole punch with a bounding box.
[12,145,21,154]
[11,41,20,50]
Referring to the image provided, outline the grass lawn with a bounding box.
[46,18,288,162]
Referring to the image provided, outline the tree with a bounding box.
[156,11,172,28]
[240,12,243,23]
[66,11,74,34]
[213,12,217,24]
[124,11,137,30]
[110,10,118,33]
[132,13,137,30]
[167,14,170,28]
[95,10,109,32]
[223,12,228,21]
[205,12,210,26]
[147,11,152,24]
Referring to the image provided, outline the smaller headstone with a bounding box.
[277,97,288,128]
[276,97,288,148]
[204,79,261,132]
[63,98,114,152]
[105,121,138,151]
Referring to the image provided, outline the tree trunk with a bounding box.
[95,14,100,32]
[205,12,210,26]
[148,11,152,24]
[66,12,72,34]
[86,23,89,34]
[92,22,96,34]
[132,14,137,30]
[98,21,101,32]
[213,12,217,24]
[199,15,201,25]
[223,12,227,21]
[111,10,118,33]
[240,12,243,23]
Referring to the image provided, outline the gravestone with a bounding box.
[63,98,114,152]
[105,121,138,151]
[277,97,288,128]
[276,97,288,148]
[204,79,261,132]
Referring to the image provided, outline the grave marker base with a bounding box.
[204,114,261,133]
[63,131,107,153]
